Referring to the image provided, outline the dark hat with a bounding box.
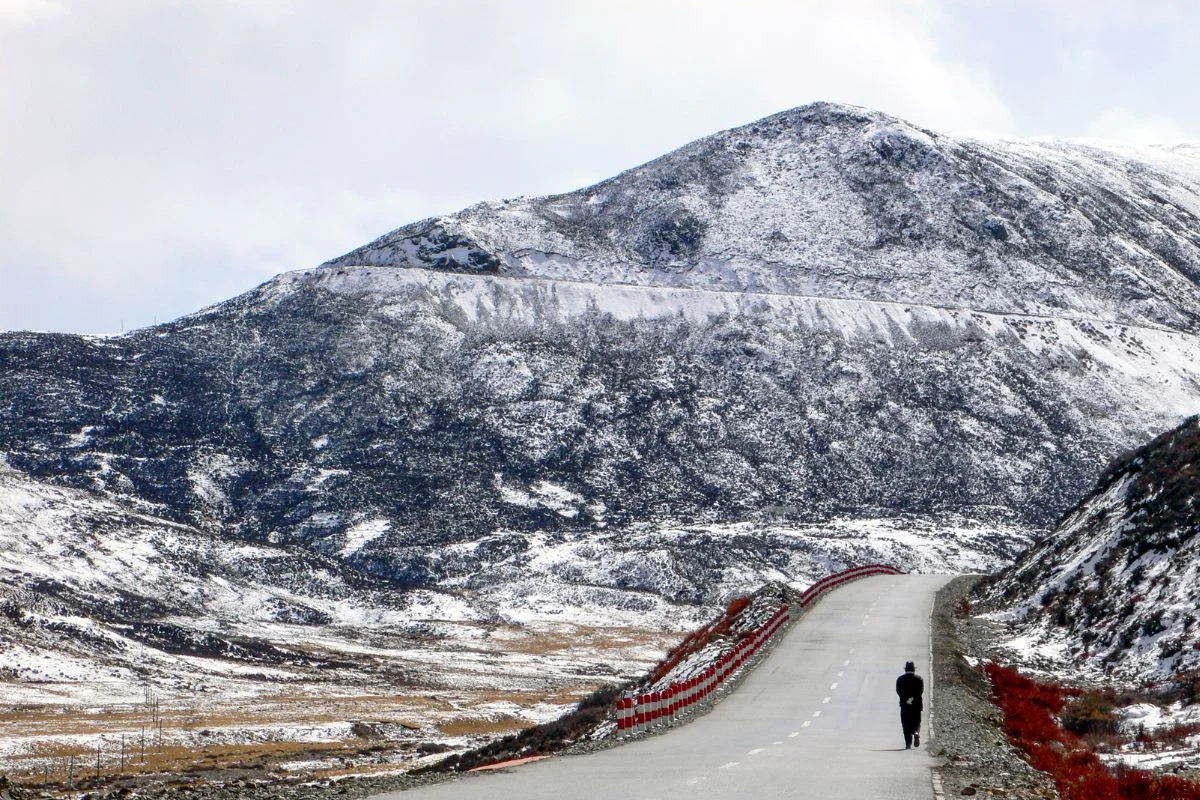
[904,661,915,672]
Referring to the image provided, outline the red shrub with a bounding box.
[982,662,1200,800]
[1142,722,1200,750]
[726,596,751,618]
[646,593,755,684]
[984,662,1072,747]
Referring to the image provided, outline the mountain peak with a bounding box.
[758,99,929,132]
[322,103,1200,334]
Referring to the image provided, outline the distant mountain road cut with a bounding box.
[374,573,955,799]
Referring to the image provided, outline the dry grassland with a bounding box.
[1,620,674,792]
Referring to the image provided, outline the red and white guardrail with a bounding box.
[797,563,903,608]
[615,564,902,737]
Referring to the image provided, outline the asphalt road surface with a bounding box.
[374,573,955,799]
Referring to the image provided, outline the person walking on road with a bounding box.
[896,660,924,749]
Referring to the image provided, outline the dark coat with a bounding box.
[896,672,924,711]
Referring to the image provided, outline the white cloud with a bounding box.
[1087,107,1190,145]
[0,0,64,27]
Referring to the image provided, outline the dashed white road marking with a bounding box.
[837,671,844,677]
[788,731,800,737]
[843,660,850,666]
[850,648,856,654]
[812,710,822,718]
[822,697,831,704]
[748,748,765,756]
[801,721,812,728]
[773,741,783,745]
[830,682,838,689]
[718,761,739,770]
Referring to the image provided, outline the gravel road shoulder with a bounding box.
[930,576,1057,800]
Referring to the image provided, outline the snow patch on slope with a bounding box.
[339,518,391,556]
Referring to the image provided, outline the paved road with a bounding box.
[374,573,954,799]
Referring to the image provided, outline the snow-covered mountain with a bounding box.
[4,100,1200,619]
[5,104,1200,558]
[0,459,699,775]
[979,416,1200,682]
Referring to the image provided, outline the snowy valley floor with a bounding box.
[0,620,681,790]
[1,473,1032,795]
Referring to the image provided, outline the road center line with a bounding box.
[837,670,844,677]
[813,710,822,717]
[748,748,765,755]
[822,696,831,703]
[788,731,800,737]
[801,721,812,728]
[719,762,739,769]
[830,682,838,689]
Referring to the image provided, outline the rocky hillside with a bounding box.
[979,416,1200,681]
[3,102,1200,589]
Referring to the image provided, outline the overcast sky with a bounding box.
[2,0,1197,334]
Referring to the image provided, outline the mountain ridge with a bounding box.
[321,101,1200,334]
[4,100,1200,592]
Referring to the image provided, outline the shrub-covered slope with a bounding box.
[981,416,1200,680]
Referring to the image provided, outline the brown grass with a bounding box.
[10,738,386,787]
[1,694,440,738]
[437,716,524,737]
[2,684,595,791]
[20,739,92,759]
[2,619,665,790]
[489,624,676,656]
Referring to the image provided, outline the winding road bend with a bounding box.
[374,573,955,800]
